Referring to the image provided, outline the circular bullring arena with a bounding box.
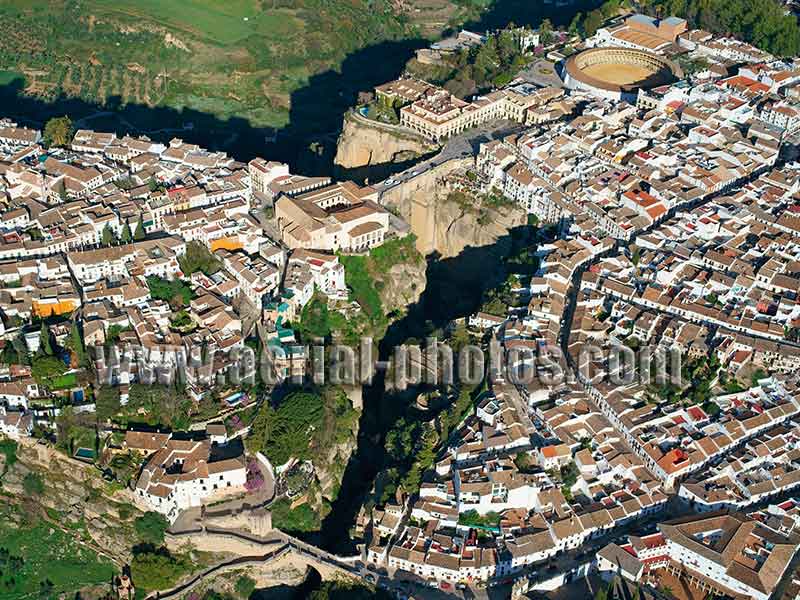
[562,47,682,101]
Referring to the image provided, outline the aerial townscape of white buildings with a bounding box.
[356,10,800,598]
[5,5,800,598]
[0,113,396,522]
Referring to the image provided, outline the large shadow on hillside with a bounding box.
[0,39,425,176]
[462,0,604,31]
[0,0,599,176]
[0,78,280,160]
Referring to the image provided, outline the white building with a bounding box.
[133,435,247,522]
[659,512,798,600]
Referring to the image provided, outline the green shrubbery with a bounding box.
[581,0,800,56]
[178,241,221,276]
[247,388,358,468]
[458,509,501,528]
[130,549,191,592]
[407,27,531,99]
[268,498,321,533]
[147,276,193,308]
[134,511,169,546]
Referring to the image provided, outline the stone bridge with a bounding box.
[151,526,362,599]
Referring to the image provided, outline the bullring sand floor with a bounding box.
[582,63,656,85]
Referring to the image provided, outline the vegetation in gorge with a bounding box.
[295,235,424,345]
[248,387,358,468]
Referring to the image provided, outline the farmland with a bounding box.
[0,0,414,146]
[0,0,581,169]
[87,0,282,44]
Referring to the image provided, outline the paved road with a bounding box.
[373,119,525,197]
[517,60,564,88]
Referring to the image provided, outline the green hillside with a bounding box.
[0,0,414,131]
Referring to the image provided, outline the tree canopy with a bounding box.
[43,116,73,147]
[134,215,146,241]
[178,241,221,276]
[248,391,324,466]
[38,322,54,356]
[101,224,115,247]
[31,356,67,384]
[650,0,800,56]
[120,220,133,244]
[130,549,190,591]
[248,389,358,468]
[134,511,169,546]
[146,276,193,308]
[65,319,85,367]
[407,26,531,100]
[234,575,256,599]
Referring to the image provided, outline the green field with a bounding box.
[88,0,300,45]
[48,372,78,390]
[0,512,114,599]
[0,0,413,139]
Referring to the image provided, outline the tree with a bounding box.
[235,575,256,599]
[120,220,132,244]
[55,178,68,201]
[569,13,584,36]
[631,244,641,266]
[751,368,768,386]
[130,550,189,591]
[39,321,54,356]
[583,10,605,36]
[134,215,146,241]
[147,276,192,307]
[23,472,45,496]
[134,511,169,545]
[247,391,324,465]
[297,294,332,341]
[514,451,536,473]
[43,116,73,148]
[560,460,579,488]
[65,319,85,366]
[178,241,221,276]
[101,224,114,247]
[450,321,471,353]
[539,18,554,45]
[650,0,800,56]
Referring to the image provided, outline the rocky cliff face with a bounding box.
[433,192,526,258]
[378,248,427,317]
[1,439,144,563]
[333,114,439,182]
[379,158,528,259]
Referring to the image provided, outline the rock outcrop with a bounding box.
[334,113,439,182]
[2,438,145,563]
[379,158,528,258]
[377,247,427,317]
